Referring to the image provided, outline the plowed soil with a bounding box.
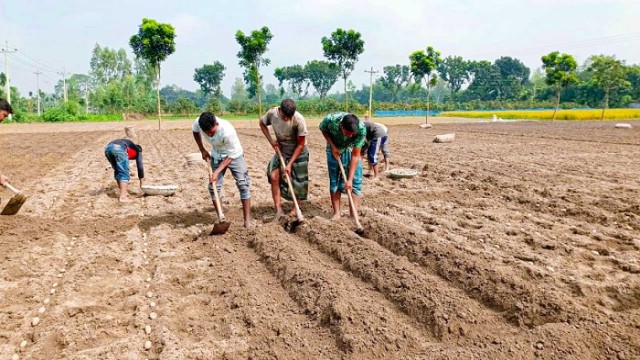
[1,119,639,359]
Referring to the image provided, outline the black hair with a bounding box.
[341,114,360,133]
[0,98,13,114]
[280,99,296,118]
[198,112,217,132]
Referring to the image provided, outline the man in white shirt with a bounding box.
[193,112,254,228]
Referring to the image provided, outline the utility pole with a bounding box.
[34,71,42,116]
[1,41,17,119]
[364,67,379,118]
[58,67,68,103]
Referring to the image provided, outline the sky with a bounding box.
[1,0,639,97]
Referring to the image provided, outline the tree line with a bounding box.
[1,20,639,122]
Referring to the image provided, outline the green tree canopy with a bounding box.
[130,18,176,127]
[89,44,132,85]
[409,46,441,123]
[305,60,340,100]
[321,28,365,111]
[274,64,308,98]
[380,65,411,102]
[541,51,578,120]
[437,56,470,95]
[587,55,630,119]
[194,61,226,98]
[235,26,273,114]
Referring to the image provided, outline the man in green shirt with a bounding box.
[319,112,366,220]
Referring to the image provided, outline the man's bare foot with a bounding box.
[274,210,285,221]
[244,220,256,229]
[330,212,341,221]
[119,197,130,203]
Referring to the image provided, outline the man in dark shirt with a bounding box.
[362,120,389,178]
[104,139,145,203]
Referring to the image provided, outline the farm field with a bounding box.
[1,119,639,359]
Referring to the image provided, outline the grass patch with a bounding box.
[439,109,640,120]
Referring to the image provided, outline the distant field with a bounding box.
[439,108,640,120]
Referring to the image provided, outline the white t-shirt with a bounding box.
[192,118,243,160]
[260,107,308,157]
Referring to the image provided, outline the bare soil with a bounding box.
[1,119,639,359]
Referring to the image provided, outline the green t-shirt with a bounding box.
[319,112,366,152]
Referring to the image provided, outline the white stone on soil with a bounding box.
[149,312,157,320]
[38,306,46,314]
[20,340,27,348]
[146,277,151,282]
[146,291,153,298]
[150,301,156,307]
[144,340,152,350]
[145,325,151,334]
[53,283,58,288]
[50,289,56,295]
[31,317,40,326]
[12,354,19,360]
[43,298,50,305]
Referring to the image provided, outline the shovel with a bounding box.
[336,157,365,236]
[1,182,28,215]
[207,164,230,235]
[275,148,304,232]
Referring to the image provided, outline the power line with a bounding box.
[15,50,61,73]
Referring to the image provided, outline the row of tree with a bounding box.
[2,20,638,122]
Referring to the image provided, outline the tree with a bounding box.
[587,55,630,120]
[463,60,501,101]
[235,26,273,115]
[89,44,132,85]
[437,56,470,96]
[379,65,411,102]
[194,61,226,98]
[626,64,640,101]
[541,51,578,120]
[274,65,308,98]
[409,46,441,123]
[321,28,365,111]
[305,60,340,99]
[170,97,198,117]
[494,56,530,100]
[130,18,176,129]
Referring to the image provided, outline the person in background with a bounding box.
[104,138,145,203]
[362,112,390,177]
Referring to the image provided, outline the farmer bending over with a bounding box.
[104,139,145,203]
[259,99,309,220]
[193,112,254,228]
[320,112,366,220]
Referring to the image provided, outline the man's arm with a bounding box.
[210,156,232,184]
[321,131,341,160]
[285,135,306,176]
[259,121,278,151]
[193,132,211,161]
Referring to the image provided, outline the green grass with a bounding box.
[439,109,640,120]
